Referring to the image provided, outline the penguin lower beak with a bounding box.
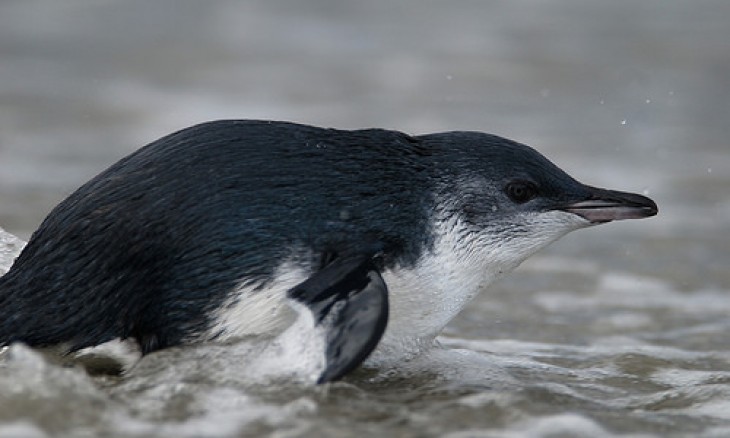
[560,187,658,224]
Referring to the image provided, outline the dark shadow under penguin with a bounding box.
[0,120,657,383]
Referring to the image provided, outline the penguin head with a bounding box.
[419,131,658,269]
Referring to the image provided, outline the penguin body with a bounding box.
[0,120,657,382]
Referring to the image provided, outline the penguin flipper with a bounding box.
[287,255,388,384]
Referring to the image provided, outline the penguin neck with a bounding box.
[367,215,524,365]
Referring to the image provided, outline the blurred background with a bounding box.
[1,0,727,241]
[1,1,730,436]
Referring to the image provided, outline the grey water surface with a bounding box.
[1,1,729,437]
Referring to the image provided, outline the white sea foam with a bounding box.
[443,413,646,438]
[108,389,317,438]
[0,422,47,438]
[0,227,25,276]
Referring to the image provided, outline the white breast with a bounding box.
[368,209,589,366]
[368,215,502,365]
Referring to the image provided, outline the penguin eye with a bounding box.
[505,180,538,204]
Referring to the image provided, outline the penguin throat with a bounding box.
[368,210,583,365]
[369,216,520,365]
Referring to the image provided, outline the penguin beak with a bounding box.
[559,187,658,224]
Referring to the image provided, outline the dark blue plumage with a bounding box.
[0,120,657,382]
[0,121,433,351]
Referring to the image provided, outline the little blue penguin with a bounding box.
[0,120,657,383]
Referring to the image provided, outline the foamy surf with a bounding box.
[0,227,24,276]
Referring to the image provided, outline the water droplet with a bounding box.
[707,168,713,174]
[599,99,605,105]
[645,98,651,104]
[446,75,453,80]
[620,120,627,125]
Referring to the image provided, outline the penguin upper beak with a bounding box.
[559,187,658,224]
